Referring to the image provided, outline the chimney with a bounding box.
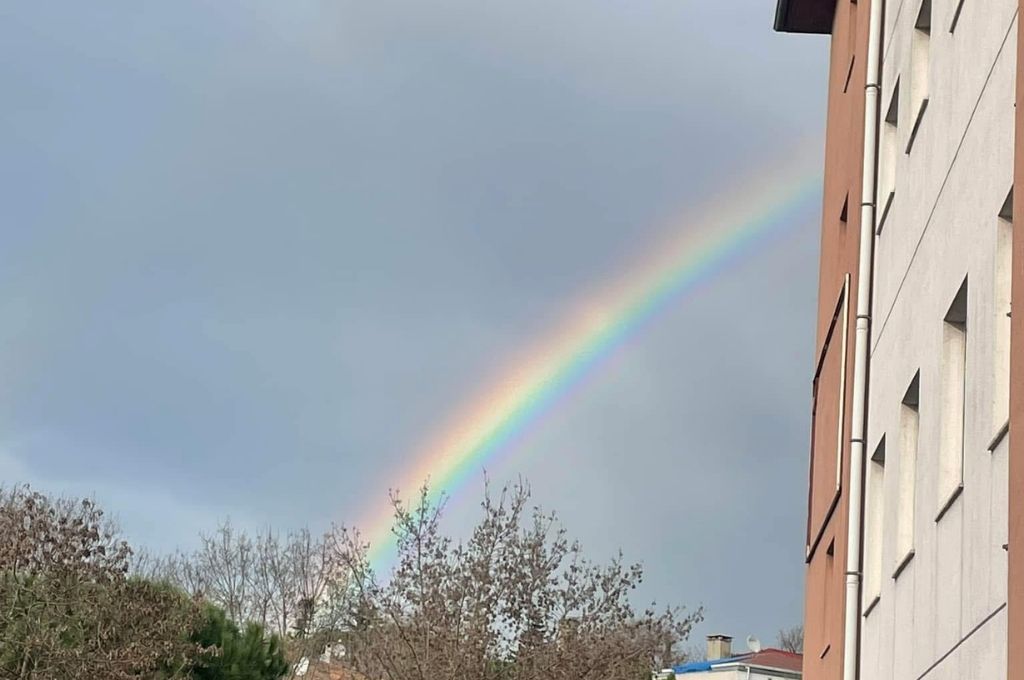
[706,634,733,661]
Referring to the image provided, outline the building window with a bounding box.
[847,0,858,67]
[822,538,835,658]
[895,373,919,578]
[806,277,850,559]
[937,279,968,520]
[994,189,1013,436]
[863,436,886,613]
[906,0,931,153]
[878,81,899,234]
[949,0,966,33]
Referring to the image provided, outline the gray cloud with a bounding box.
[1,0,827,647]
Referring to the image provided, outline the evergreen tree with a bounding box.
[191,604,290,680]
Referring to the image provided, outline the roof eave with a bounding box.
[774,0,835,34]
[712,662,802,678]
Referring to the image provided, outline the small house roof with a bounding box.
[673,648,802,674]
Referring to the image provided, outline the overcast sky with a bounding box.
[1,1,828,648]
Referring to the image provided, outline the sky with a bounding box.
[0,1,827,649]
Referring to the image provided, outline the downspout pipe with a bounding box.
[843,0,884,679]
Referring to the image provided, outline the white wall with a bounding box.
[665,669,798,680]
[860,0,1015,678]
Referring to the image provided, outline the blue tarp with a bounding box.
[672,655,749,674]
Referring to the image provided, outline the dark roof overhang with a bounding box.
[774,0,835,34]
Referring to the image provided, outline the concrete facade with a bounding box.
[776,0,1023,678]
[860,2,1015,678]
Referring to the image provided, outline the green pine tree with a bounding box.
[190,604,290,680]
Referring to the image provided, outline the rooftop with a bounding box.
[673,648,802,675]
[774,0,835,34]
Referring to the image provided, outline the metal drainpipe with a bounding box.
[843,0,884,679]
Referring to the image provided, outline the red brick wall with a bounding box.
[802,1,870,678]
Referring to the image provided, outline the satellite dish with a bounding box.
[746,635,762,653]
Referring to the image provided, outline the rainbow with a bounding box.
[359,153,822,571]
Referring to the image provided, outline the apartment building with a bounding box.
[774,1,1024,679]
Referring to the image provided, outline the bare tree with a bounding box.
[776,625,803,653]
[289,527,335,636]
[249,530,281,631]
[129,479,703,679]
[144,518,349,660]
[135,547,209,600]
[679,642,706,663]
[198,520,256,622]
[0,486,199,679]
[331,481,702,680]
